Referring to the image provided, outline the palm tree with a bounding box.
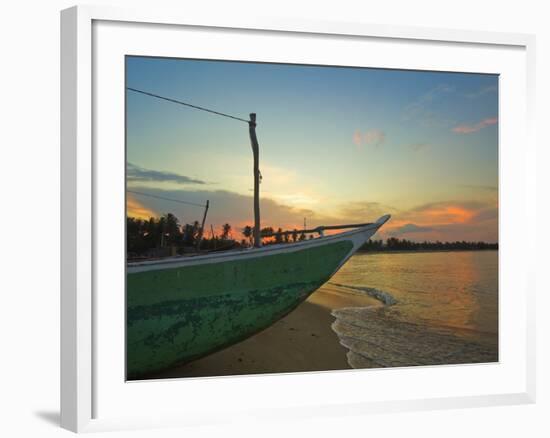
[242,225,253,246]
[260,227,274,244]
[275,228,283,244]
[163,213,181,245]
[221,223,232,240]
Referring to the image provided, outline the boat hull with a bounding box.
[127,215,389,378]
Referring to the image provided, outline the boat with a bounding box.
[124,92,391,378]
[126,214,391,378]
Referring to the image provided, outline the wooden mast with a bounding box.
[248,113,261,247]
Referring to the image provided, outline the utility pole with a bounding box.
[196,199,210,251]
[248,113,261,248]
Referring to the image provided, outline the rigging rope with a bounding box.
[126,87,250,124]
[127,190,207,208]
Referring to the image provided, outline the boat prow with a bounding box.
[376,214,391,225]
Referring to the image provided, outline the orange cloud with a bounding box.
[422,205,475,224]
[377,201,498,242]
[127,194,158,220]
[452,117,498,134]
[380,203,476,231]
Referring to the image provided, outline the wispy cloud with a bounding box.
[459,184,498,192]
[353,129,386,149]
[127,162,206,185]
[339,201,399,221]
[465,85,497,99]
[471,207,498,222]
[392,223,434,235]
[353,130,363,147]
[452,117,498,134]
[411,84,454,107]
[409,142,430,152]
[403,84,455,127]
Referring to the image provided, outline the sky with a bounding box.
[126,56,498,243]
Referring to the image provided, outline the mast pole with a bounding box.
[248,113,261,247]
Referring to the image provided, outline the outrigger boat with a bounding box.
[127,215,390,378]
[125,88,391,378]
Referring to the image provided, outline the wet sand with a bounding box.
[149,286,380,379]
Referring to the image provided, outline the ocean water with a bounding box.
[321,251,498,368]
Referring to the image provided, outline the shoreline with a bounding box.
[148,286,380,379]
[357,248,498,255]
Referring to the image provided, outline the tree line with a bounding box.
[127,214,313,259]
[360,237,498,252]
[127,214,237,257]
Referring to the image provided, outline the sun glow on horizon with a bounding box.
[127,195,158,220]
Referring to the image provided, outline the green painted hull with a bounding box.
[127,239,354,378]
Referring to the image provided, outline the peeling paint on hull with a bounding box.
[127,215,390,379]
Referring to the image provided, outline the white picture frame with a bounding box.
[60,4,536,433]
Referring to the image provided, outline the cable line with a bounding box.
[127,190,206,208]
[126,87,250,124]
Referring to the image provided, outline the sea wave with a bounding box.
[330,291,497,369]
[329,282,397,305]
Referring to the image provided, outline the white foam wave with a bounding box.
[329,282,397,305]
[330,305,498,369]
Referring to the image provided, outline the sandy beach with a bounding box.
[149,285,380,379]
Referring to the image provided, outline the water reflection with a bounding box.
[319,251,498,367]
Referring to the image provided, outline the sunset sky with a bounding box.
[126,56,498,242]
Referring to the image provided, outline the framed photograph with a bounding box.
[61,5,536,432]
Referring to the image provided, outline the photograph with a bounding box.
[125,56,499,380]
